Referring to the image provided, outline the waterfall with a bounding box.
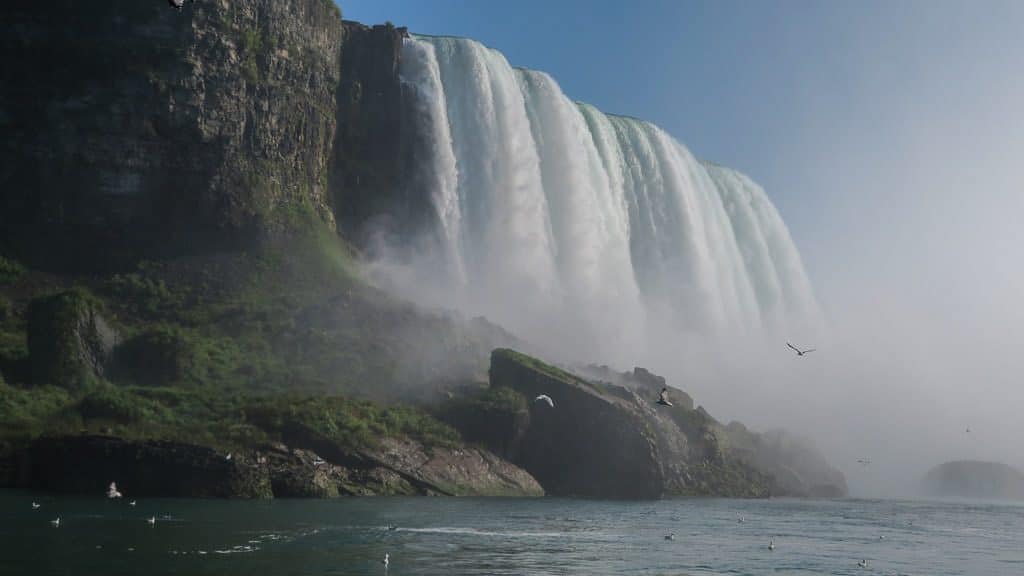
[393,34,818,361]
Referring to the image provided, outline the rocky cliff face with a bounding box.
[580,363,848,498]
[1,0,343,272]
[482,349,771,499]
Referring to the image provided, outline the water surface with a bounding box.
[3,491,1021,575]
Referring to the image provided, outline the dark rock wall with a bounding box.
[489,350,664,499]
[334,21,424,246]
[22,435,272,498]
[0,0,343,272]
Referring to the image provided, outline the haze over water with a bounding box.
[5,491,1023,575]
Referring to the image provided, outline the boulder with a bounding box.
[27,289,120,387]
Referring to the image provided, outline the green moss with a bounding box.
[248,395,460,450]
[77,380,168,424]
[0,256,25,285]
[492,348,578,385]
[27,288,112,388]
[0,382,75,438]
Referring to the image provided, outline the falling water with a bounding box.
[393,34,819,361]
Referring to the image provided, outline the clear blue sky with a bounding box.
[339,1,1024,492]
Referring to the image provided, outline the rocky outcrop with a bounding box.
[27,289,120,387]
[4,431,542,499]
[924,460,1024,500]
[14,435,273,498]
[723,424,848,497]
[483,349,770,499]
[0,0,343,272]
[580,363,848,498]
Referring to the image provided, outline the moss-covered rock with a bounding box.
[110,325,194,387]
[27,289,121,388]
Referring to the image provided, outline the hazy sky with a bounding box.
[340,0,1024,495]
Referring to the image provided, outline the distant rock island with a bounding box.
[923,460,1024,500]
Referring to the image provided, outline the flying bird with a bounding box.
[313,456,326,466]
[50,517,61,527]
[107,482,122,499]
[965,427,971,433]
[129,500,137,507]
[168,0,195,9]
[383,552,390,569]
[656,387,673,407]
[768,538,775,551]
[534,394,554,408]
[857,459,871,466]
[787,342,816,356]
[32,502,40,510]
[225,453,233,461]
[858,559,868,568]
[664,533,676,540]
[147,516,156,526]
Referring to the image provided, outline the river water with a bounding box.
[2,491,1021,575]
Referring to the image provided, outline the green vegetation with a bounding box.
[248,395,460,450]
[492,348,578,385]
[0,255,25,284]
[0,214,489,461]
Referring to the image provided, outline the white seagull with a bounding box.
[534,395,554,408]
[129,500,137,507]
[50,517,61,527]
[383,552,390,569]
[147,516,156,526]
[225,453,233,461]
[768,538,775,551]
[107,482,122,499]
[32,502,40,510]
[664,533,676,540]
[787,342,816,356]
[858,559,868,568]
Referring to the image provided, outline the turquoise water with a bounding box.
[2,491,1022,575]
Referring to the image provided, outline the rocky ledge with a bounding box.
[443,349,847,499]
[2,433,542,499]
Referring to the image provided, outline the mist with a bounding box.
[356,1,1024,499]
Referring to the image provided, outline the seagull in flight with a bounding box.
[664,533,676,540]
[768,538,775,551]
[656,387,673,407]
[965,427,971,433]
[32,502,40,510]
[858,559,868,568]
[383,552,390,569]
[129,500,137,507]
[50,517,61,527]
[787,342,816,356]
[107,482,122,499]
[534,394,554,408]
[147,516,156,526]
[857,459,871,466]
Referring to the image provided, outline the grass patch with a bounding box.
[248,395,460,450]
[0,256,25,285]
